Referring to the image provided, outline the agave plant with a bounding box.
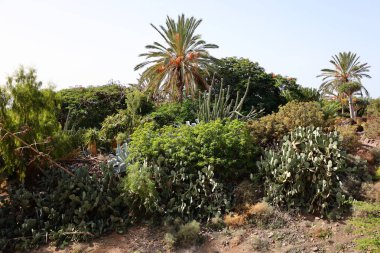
[108,143,129,174]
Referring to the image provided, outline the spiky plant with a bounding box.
[135,14,219,102]
[197,78,262,122]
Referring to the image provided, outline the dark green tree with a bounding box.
[213,57,284,114]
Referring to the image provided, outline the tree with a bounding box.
[135,14,219,102]
[0,66,61,179]
[213,57,284,114]
[318,52,371,119]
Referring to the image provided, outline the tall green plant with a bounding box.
[135,14,219,102]
[197,79,261,122]
[318,52,371,119]
[0,67,61,179]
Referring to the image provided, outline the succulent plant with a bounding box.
[197,78,262,122]
[257,126,355,216]
[108,143,129,174]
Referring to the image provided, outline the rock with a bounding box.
[268,232,274,238]
[315,217,320,220]
[312,246,319,252]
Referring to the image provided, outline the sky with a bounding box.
[0,0,379,97]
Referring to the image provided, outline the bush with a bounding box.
[366,98,380,117]
[365,116,380,139]
[99,89,154,142]
[176,220,201,246]
[147,100,197,127]
[248,101,327,146]
[58,83,127,129]
[128,119,260,181]
[257,126,359,216]
[0,167,129,251]
[335,125,361,153]
[122,162,228,221]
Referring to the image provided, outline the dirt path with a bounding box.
[34,215,362,253]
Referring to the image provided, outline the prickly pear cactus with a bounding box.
[257,126,354,216]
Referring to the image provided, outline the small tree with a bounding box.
[0,66,61,179]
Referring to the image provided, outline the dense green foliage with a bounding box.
[128,120,259,181]
[0,167,129,251]
[248,101,327,146]
[99,89,153,141]
[146,100,197,127]
[213,57,284,114]
[258,126,360,216]
[0,67,77,179]
[58,83,127,129]
[367,98,380,117]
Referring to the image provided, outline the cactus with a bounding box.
[257,126,357,216]
[197,78,262,122]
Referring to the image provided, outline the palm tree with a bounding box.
[318,52,371,119]
[135,14,219,102]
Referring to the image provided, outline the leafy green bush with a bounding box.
[58,83,127,129]
[0,167,129,251]
[98,89,154,142]
[248,101,327,146]
[147,100,197,127]
[128,119,259,181]
[257,126,359,216]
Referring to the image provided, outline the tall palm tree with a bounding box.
[135,14,219,102]
[318,52,371,119]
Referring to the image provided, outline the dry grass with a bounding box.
[246,201,273,216]
[224,213,246,228]
[309,226,332,239]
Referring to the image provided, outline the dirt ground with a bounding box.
[33,214,363,253]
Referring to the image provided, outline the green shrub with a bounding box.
[0,167,129,251]
[98,89,154,141]
[257,126,358,216]
[57,83,127,129]
[248,101,327,146]
[147,100,197,127]
[129,119,259,181]
[123,162,159,216]
[176,220,201,246]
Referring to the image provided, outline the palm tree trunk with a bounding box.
[348,95,355,119]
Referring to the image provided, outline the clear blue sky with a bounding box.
[0,0,379,97]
